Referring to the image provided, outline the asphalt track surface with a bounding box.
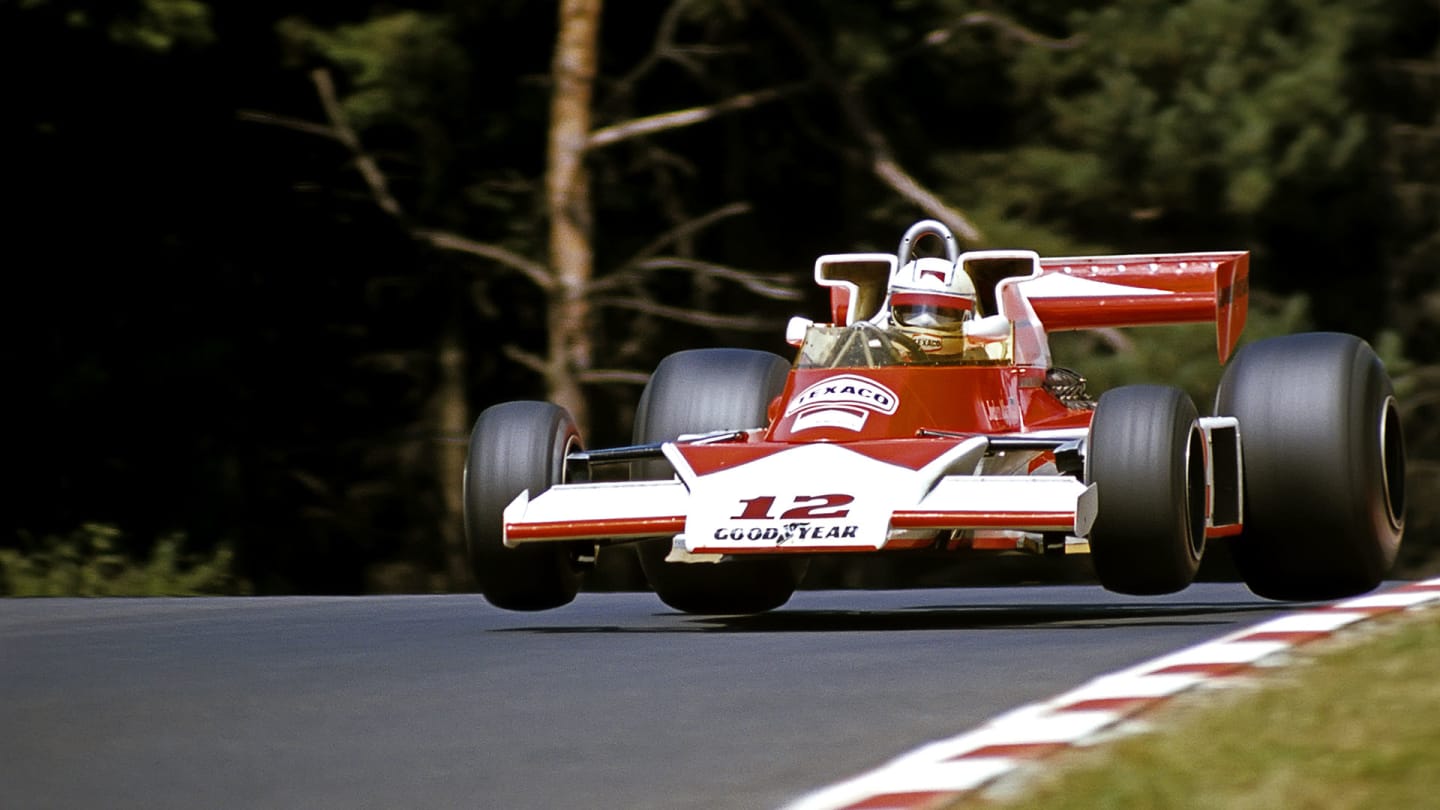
[2,584,1303,810]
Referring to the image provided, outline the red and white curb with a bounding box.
[781,577,1440,810]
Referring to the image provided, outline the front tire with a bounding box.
[1215,333,1404,600]
[633,349,804,614]
[1086,385,1207,595]
[464,401,587,611]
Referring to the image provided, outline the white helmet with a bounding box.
[885,256,977,354]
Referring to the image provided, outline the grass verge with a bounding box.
[949,605,1440,810]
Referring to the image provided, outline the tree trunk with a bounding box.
[546,0,601,436]
[434,320,472,590]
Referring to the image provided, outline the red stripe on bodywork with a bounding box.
[891,511,1073,529]
[1029,295,1213,330]
[506,516,684,541]
[690,544,873,555]
[692,535,940,555]
[880,536,938,551]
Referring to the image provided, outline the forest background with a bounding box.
[6,0,1438,595]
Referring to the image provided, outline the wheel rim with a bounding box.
[559,433,581,484]
[1184,425,1207,560]
[557,432,597,567]
[1380,396,1405,531]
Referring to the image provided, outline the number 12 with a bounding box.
[731,494,854,520]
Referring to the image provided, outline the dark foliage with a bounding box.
[7,1,1437,592]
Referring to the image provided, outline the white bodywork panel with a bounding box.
[503,438,1096,555]
[501,480,690,548]
[1197,416,1244,535]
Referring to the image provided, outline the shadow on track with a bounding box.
[491,600,1286,635]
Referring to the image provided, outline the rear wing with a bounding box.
[1024,252,1249,362]
[817,250,1250,364]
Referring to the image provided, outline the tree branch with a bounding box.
[606,0,703,98]
[415,229,555,291]
[593,296,778,331]
[246,74,555,291]
[309,68,404,220]
[501,344,548,376]
[925,11,1085,51]
[588,83,806,149]
[235,109,339,141]
[591,257,802,300]
[622,201,753,266]
[871,157,984,244]
[755,2,984,244]
[578,368,653,386]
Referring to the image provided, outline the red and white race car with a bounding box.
[465,220,1405,613]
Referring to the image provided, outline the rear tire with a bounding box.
[1086,385,1206,595]
[464,401,586,611]
[1215,333,1404,600]
[633,349,804,614]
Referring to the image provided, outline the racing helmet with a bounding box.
[885,256,977,355]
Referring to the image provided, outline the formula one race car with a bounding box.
[465,220,1406,613]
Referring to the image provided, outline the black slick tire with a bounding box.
[1214,333,1404,600]
[464,401,586,611]
[1086,385,1207,595]
[632,348,803,614]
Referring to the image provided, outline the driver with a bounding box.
[879,255,978,357]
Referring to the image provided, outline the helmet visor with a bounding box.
[890,292,973,331]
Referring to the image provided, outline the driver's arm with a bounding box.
[963,314,1010,341]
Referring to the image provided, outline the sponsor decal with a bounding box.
[792,408,867,432]
[982,398,1010,423]
[784,374,899,419]
[710,493,861,544]
[1217,274,1249,307]
[683,448,897,552]
[711,524,861,543]
[731,494,855,520]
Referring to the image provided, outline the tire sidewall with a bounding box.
[631,348,800,614]
[1086,384,1204,594]
[464,400,583,610]
[1215,332,1403,599]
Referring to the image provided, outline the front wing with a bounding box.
[503,438,1097,556]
